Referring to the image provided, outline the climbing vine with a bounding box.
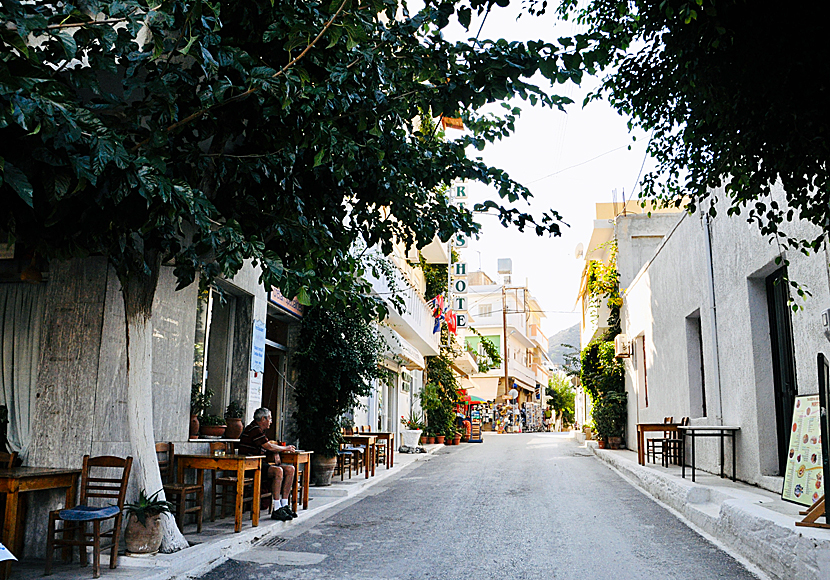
[585,240,622,312]
[468,326,502,373]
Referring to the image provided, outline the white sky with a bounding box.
[443,4,656,337]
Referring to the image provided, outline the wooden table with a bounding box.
[0,467,81,579]
[635,422,679,465]
[176,454,264,533]
[343,435,376,478]
[278,451,313,513]
[363,432,394,469]
[680,426,741,482]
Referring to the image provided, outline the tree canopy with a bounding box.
[546,0,829,250]
[0,0,586,314]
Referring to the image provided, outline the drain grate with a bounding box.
[256,536,288,548]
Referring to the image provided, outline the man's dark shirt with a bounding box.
[238,421,270,457]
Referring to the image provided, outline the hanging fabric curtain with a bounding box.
[0,283,46,463]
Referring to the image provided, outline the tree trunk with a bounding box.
[123,256,189,554]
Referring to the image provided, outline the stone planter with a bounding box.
[224,417,244,440]
[199,424,226,438]
[125,514,163,555]
[311,455,337,486]
[401,429,422,448]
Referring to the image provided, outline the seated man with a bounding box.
[238,407,297,521]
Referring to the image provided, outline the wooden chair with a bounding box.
[156,442,203,533]
[211,442,272,520]
[45,455,133,578]
[646,417,673,464]
[0,451,18,468]
[0,451,19,532]
[662,417,690,467]
[335,445,353,480]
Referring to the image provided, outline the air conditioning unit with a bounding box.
[614,334,632,358]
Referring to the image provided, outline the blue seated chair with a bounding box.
[45,455,133,578]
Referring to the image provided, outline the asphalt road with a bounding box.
[198,433,759,580]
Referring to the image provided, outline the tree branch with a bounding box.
[132,0,349,151]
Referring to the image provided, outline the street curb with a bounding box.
[587,443,830,580]
[126,445,444,579]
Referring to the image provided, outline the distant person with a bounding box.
[238,407,297,521]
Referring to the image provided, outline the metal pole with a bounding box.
[502,284,509,412]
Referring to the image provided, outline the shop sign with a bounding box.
[782,394,823,506]
[269,288,304,318]
[246,371,263,422]
[251,319,266,373]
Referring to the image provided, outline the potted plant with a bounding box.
[224,401,245,440]
[199,414,226,438]
[400,413,424,448]
[190,385,213,439]
[591,391,627,449]
[124,489,174,555]
[293,305,386,487]
[452,428,462,446]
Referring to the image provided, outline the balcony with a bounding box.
[367,254,440,357]
[529,324,549,352]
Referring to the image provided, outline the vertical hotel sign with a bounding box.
[452,183,468,329]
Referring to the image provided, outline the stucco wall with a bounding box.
[620,188,830,490]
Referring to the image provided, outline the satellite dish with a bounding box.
[574,243,584,260]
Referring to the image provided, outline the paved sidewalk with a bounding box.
[589,441,830,580]
[8,445,443,580]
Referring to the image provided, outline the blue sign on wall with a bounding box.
[251,320,266,373]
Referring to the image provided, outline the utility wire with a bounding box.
[526,144,629,185]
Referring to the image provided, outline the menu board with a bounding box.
[782,395,824,506]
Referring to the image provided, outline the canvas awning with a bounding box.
[461,376,499,402]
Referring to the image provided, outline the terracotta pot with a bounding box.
[435,435,445,444]
[189,414,200,439]
[598,439,606,449]
[125,514,163,555]
[427,436,435,444]
[607,436,623,450]
[452,435,461,445]
[224,417,244,440]
[311,455,337,486]
[199,424,226,438]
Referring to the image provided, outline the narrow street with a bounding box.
[198,434,759,580]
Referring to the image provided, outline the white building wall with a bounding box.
[620,187,830,490]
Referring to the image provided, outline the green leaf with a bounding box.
[2,162,34,208]
[313,149,325,167]
[296,287,311,306]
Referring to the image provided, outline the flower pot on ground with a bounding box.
[435,435,445,444]
[452,434,461,445]
[310,455,338,486]
[400,429,422,448]
[427,436,435,444]
[224,401,245,439]
[597,439,606,449]
[607,436,623,449]
[199,414,226,438]
[124,490,173,555]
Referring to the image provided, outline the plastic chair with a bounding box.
[45,455,133,578]
[156,442,203,533]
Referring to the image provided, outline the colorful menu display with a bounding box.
[782,395,824,506]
